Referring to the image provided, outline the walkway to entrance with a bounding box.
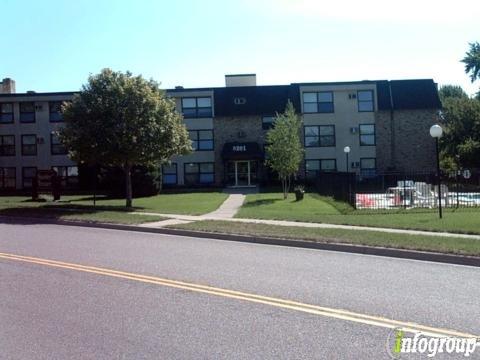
[204,194,245,218]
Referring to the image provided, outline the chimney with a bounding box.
[0,78,16,94]
[225,74,256,87]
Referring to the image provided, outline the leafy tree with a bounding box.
[438,85,468,102]
[265,101,303,199]
[462,42,480,82]
[60,69,191,207]
[440,96,480,169]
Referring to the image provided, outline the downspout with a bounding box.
[388,82,396,170]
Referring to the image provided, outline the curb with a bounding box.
[2,215,479,267]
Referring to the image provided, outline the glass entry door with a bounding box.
[236,161,249,186]
[226,160,257,187]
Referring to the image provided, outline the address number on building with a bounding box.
[232,145,246,152]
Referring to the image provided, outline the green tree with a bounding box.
[265,101,303,199]
[462,42,480,82]
[60,69,191,207]
[438,85,468,102]
[440,96,480,169]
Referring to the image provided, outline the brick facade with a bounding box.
[213,115,268,185]
[375,109,438,172]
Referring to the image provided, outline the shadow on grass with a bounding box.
[0,203,139,225]
[241,198,283,208]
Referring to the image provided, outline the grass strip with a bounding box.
[169,220,480,256]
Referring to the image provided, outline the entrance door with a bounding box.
[226,160,257,187]
[236,161,250,186]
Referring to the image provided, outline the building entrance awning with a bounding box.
[222,142,264,160]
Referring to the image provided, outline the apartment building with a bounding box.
[0,78,76,190]
[0,74,441,190]
[165,74,441,187]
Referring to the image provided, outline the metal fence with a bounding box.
[313,169,480,210]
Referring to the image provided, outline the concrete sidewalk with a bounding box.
[139,193,246,228]
[134,212,480,240]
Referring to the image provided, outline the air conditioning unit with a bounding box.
[350,127,358,134]
[35,105,43,111]
[348,93,357,99]
[37,137,45,144]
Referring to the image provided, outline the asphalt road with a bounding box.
[0,221,479,359]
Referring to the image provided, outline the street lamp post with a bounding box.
[344,146,351,172]
[430,124,443,219]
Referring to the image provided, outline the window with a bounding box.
[0,167,16,189]
[21,134,37,156]
[22,167,37,188]
[262,116,275,130]
[49,101,64,122]
[51,133,67,155]
[184,162,214,185]
[359,124,375,146]
[358,90,374,112]
[304,125,335,147]
[0,103,14,123]
[360,158,376,177]
[188,130,214,151]
[0,135,15,156]
[305,159,337,179]
[181,97,212,118]
[20,102,35,123]
[303,92,334,113]
[52,166,79,187]
[162,163,177,185]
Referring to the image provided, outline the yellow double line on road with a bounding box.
[0,251,477,339]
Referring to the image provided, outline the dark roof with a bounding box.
[0,91,75,98]
[385,79,441,110]
[213,85,301,116]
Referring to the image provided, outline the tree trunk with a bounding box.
[125,163,133,208]
[282,177,288,199]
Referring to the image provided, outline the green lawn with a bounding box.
[236,192,480,234]
[170,220,480,256]
[0,191,228,224]
[0,191,228,216]
[0,206,163,225]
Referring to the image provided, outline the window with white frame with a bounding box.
[303,92,334,113]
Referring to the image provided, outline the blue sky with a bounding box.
[1,0,479,95]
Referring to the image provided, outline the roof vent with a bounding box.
[26,90,36,94]
[175,86,184,90]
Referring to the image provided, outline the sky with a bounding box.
[1,0,479,95]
